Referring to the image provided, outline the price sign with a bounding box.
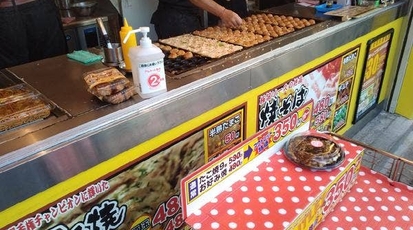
[354,29,394,122]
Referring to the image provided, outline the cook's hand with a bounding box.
[219,8,243,28]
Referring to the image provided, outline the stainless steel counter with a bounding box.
[0,2,410,212]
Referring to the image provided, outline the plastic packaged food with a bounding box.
[102,85,135,104]
[83,67,135,104]
[89,77,131,96]
[0,95,52,132]
[284,130,345,170]
[0,84,35,105]
[84,68,130,95]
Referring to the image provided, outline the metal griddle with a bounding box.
[0,5,337,154]
[162,9,333,79]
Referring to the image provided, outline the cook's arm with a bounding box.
[190,0,243,28]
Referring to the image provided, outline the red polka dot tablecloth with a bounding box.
[318,167,413,229]
[184,138,413,229]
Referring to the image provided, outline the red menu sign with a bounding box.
[257,46,360,133]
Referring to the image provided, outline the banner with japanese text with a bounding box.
[354,29,393,122]
[181,100,313,219]
[257,46,360,133]
[5,107,246,230]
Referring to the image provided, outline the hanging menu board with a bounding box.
[354,29,394,122]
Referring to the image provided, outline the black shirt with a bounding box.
[208,0,248,26]
[151,0,248,39]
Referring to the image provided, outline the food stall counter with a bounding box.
[0,1,411,229]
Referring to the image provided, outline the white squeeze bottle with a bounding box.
[123,27,166,99]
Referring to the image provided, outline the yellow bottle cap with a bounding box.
[121,18,133,32]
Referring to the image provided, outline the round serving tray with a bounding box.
[283,131,345,171]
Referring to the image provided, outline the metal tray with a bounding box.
[0,69,70,145]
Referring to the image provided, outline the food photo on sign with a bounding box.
[257,46,359,133]
[204,109,244,162]
[5,104,248,230]
[305,57,341,131]
[354,29,393,122]
[7,131,206,230]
